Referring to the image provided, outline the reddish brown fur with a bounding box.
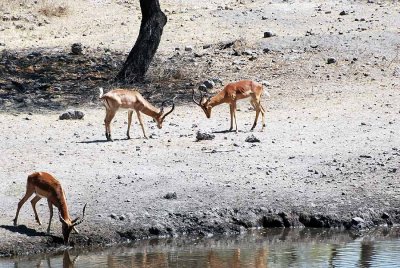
[13,172,86,244]
[193,80,266,132]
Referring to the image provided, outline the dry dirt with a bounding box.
[0,0,399,257]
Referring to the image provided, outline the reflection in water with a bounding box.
[2,227,400,268]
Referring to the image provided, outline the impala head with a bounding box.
[192,89,212,118]
[155,96,176,129]
[59,204,87,244]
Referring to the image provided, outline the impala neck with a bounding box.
[208,92,226,107]
[57,191,72,222]
[139,101,161,119]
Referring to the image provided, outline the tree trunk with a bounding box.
[116,0,167,83]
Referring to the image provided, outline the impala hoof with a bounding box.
[13,219,17,226]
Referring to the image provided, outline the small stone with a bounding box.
[339,11,349,16]
[263,31,274,38]
[382,212,390,219]
[71,43,83,55]
[119,215,126,221]
[163,192,177,200]
[110,213,117,219]
[262,47,271,53]
[203,80,215,89]
[198,84,207,92]
[184,46,193,52]
[261,80,270,87]
[327,58,336,64]
[59,110,84,120]
[351,217,365,225]
[196,131,215,141]
[245,134,260,143]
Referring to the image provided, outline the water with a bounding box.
[2,227,400,267]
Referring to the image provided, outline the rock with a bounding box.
[149,226,161,235]
[198,84,207,92]
[351,217,365,225]
[339,11,349,16]
[71,43,82,55]
[263,31,275,38]
[245,134,260,143]
[261,80,270,87]
[163,192,177,200]
[262,47,271,53]
[59,110,84,120]
[184,46,193,52]
[382,212,390,219]
[203,80,215,89]
[119,215,126,221]
[110,213,117,219]
[327,58,336,64]
[243,50,253,55]
[196,131,215,141]
[149,133,158,139]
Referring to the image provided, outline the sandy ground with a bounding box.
[0,0,399,257]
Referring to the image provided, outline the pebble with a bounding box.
[163,192,177,200]
[59,110,84,120]
[245,134,260,143]
[203,80,215,89]
[263,31,275,38]
[327,58,336,64]
[71,43,83,55]
[196,131,215,141]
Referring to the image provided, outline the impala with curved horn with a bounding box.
[99,88,176,141]
[192,80,268,132]
[13,172,87,244]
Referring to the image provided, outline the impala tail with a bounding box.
[99,87,104,99]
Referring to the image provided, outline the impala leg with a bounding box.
[136,111,148,139]
[232,102,238,133]
[13,188,34,226]
[251,108,260,131]
[104,110,116,141]
[31,195,42,225]
[127,110,133,139]
[47,199,53,233]
[229,104,234,132]
[260,102,266,131]
[250,99,258,131]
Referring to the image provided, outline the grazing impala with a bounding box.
[192,80,267,132]
[13,172,87,244]
[99,88,176,141]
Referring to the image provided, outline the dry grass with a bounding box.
[38,1,69,17]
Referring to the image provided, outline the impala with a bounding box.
[99,88,176,141]
[192,80,267,132]
[13,172,87,244]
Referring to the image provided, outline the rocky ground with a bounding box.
[0,0,399,257]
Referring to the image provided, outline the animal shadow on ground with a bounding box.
[0,224,63,243]
[77,137,131,144]
[77,139,111,144]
